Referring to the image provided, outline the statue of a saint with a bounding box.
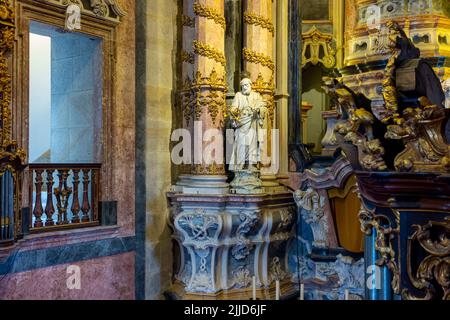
[229,77,267,172]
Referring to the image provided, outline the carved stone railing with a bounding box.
[28,164,101,232]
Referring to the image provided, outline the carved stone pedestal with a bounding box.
[166,191,297,300]
[230,170,263,195]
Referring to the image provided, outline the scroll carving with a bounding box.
[402,218,450,300]
[302,26,336,69]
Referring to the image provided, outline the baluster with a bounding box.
[91,169,98,222]
[81,169,91,223]
[61,170,71,225]
[54,170,64,225]
[54,169,73,226]
[44,170,55,226]
[71,169,81,223]
[32,169,44,228]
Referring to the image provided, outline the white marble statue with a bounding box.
[442,78,450,109]
[229,78,267,171]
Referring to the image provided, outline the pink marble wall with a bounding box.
[0,252,135,300]
[112,0,136,236]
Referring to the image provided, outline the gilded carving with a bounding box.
[302,26,336,69]
[182,14,195,28]
[181,50,194,64]
[328,21,450,173]
[381,21,402,124]
[243,12,274,35]
[402,218,450,300]
[189,69,227,125]
[193,40,226,67]
[252,73,275,122]
[193,1,225,29]
[322,77,388,171]
[0,0,26,246]
[180,76,194,123]
[90,0,108,17]
[189,68,227,176]
[358,196,400,294]
[385,97,450,172]
[192,163,225,175]
[242,48,275,72]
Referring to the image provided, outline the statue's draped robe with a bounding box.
[229,91,267,171]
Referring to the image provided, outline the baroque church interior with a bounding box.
[0,0,449,301]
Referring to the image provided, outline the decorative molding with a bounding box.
[191,68,227,126]
[192,163,225,175]
[44,0,126,23]
[180,69,227,134]
[192,68,226,89]
[242,48,275,71]
[302,26,336,69]
[193,1,225,29]
[243,11,274,35]
[193,40,226,67]
[182,14,195,28]
[181,50,194,64]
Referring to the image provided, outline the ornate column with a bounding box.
[242,0,279,188]
[176,0,229,195]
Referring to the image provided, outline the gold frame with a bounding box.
[302,0,333,25]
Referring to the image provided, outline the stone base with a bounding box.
[230,170,263,194]
[173,174,229,195]
[165,280,299,300]
[166,191,297,299]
